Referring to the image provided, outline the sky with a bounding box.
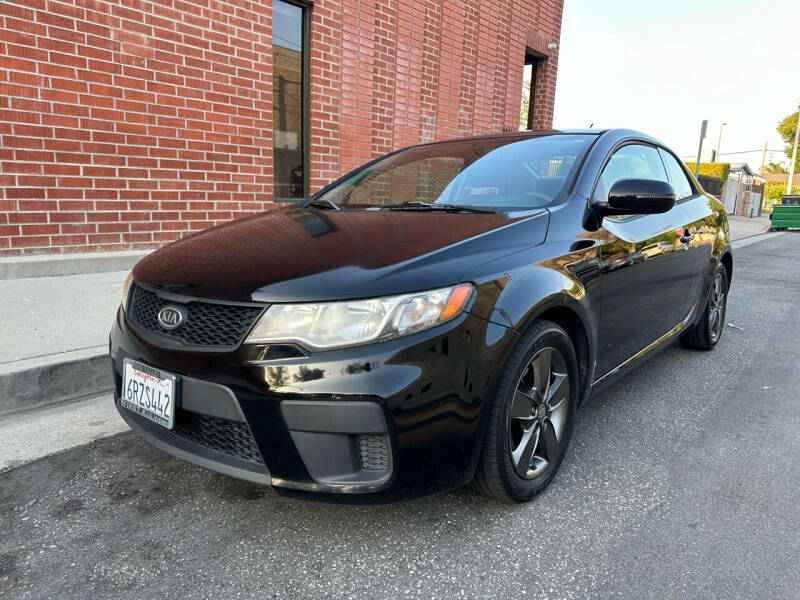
[553,0,800,170]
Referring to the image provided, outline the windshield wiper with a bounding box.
[378,201,496,214]
[302,198,341,210]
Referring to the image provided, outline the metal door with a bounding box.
[723,177,738,214]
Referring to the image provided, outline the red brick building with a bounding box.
[0,0,563,256]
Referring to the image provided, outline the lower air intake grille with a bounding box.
[357,434,390,472]
[172,410,264,465]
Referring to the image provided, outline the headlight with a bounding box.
[121,272,134,312]
[245,284,473,350]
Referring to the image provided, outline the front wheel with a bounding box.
[680,264,729,351]
[473,320,578,503]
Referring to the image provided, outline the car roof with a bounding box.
[410,128,677,150]
[412,129,604,148]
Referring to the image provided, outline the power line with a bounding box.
[273,34,302,51]
[679,149,785,159]
[718,149,784,156]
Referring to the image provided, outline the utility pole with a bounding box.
[713,122,726,163]
[788,107,800,195]
[694,120,708,177]
[759,141,768,174]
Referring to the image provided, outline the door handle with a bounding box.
[680,230,695,243]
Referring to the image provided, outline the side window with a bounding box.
[658,148,694,200]
[593,144,669,206]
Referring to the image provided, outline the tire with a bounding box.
[473,320,579,503]
[680,263,729,351]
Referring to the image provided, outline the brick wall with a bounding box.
[0,0,563,256]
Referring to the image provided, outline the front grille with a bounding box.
[129,284,264,348]
[357,434,390,472]
[172,409,264,465]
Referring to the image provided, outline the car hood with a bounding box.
[132,205,550,302]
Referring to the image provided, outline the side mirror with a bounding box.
[596,179,676,216]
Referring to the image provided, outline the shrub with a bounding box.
[765,181,800,201]
[684,162,730,184]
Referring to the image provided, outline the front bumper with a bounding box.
[110,305,517,501]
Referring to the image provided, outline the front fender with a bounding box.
[463,242,602,401]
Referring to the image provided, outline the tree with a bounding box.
[777,111,800,174]
[762,161,788,174]
[520,93,530,130]
[520,82,531,130]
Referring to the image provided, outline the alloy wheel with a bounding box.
[507,347,570,479]
[709,271,726,342]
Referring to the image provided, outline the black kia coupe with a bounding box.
[110,129,731,503]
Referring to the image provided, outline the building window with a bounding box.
[520,52,540,131]
[272,0,306,200]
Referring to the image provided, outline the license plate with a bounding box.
[121,359,177,429]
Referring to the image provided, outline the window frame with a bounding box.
[272,0,311,201]
[657,146,699,204]
[589,140,671,222]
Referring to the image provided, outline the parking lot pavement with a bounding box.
[0,394,127,472]
[2,234,799,600]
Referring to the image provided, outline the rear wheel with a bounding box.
[473,320,578,503]
[680,264,728,351]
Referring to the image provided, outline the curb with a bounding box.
[0,349,113,417]
[0,250,150,280]
[730,227,775,243]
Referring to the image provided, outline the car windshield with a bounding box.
[313,134,594,211]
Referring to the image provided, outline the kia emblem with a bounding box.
[157,305,187,330]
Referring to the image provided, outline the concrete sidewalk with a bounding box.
[727,213,771,240]
[0,270,127,416]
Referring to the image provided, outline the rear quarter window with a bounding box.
[658,148,694,200]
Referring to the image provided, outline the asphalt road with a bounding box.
[2,233,799,599]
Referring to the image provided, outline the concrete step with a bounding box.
[0,348,113,417]
[0,269,126,416]
[0,249,149,280]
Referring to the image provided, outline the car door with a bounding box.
[658,147,716,310]
[594,143,695,377]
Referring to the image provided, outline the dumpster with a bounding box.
[771,196,800,230]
